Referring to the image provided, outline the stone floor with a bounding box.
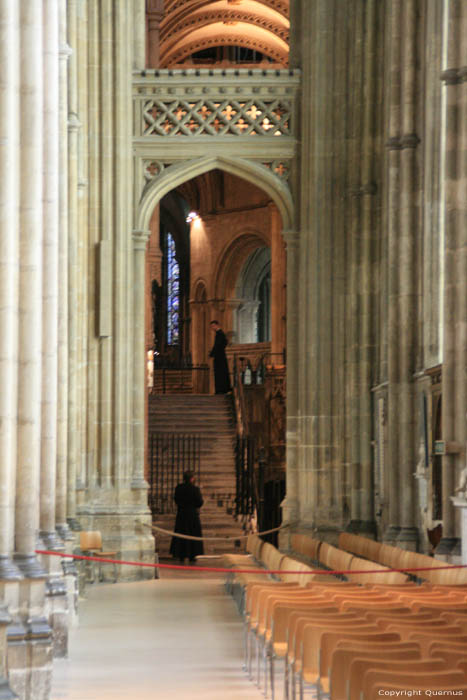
[50,559,265,700]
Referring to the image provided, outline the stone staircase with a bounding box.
[148,394,248,557]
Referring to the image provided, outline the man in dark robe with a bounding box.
[209,320,232,394]
[170,471,204,563]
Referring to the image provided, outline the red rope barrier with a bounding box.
[36,550,467,577]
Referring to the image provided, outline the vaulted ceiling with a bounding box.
[160,0,289,67]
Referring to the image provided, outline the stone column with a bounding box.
[14,0,46,577]
[384,0,403,542]
[147,0,164,69]
[55,0,72,540]
[0,0,22,579]
[66,0,81,528]
[269,203,286,362]
[41,1,70,660]
[357,0,378,537]
[396,0,419,550]
[438,0,467,555]
[281,230,300,528]
[132,230,151,489]
[40,0,62,553]
[133,0,146,69]
[86,0,100,493]
[344,1,365,533]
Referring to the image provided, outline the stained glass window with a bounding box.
[166,233,179,345]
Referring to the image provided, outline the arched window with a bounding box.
[257,268,271,343]
[166,232,179,345]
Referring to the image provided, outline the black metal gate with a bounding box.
[148,434,201,515]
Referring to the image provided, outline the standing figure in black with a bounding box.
[209,320,232,394]
[170,471,204,564]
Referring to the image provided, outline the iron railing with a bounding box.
[148,433,201,515]
[152,365,209,394]
[235,435,257,519]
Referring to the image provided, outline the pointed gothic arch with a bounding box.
[136,155,294,234]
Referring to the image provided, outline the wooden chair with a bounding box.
[362,669,467,700]
[265,604,361,700]
[298,626,401,700]
[79,530,117,583]
[328,643,421,700]
[348,658,449,700]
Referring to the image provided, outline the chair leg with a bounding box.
[269,651,275,700]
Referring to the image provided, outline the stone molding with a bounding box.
[385,136,403,150]
[440,67,467,85]
[385,134,420,150]
[163,0,289,21]
[161,9,289,46]
[132,229,151,250]
[282,230,299,249]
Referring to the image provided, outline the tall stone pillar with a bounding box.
[14,0,46,577]
[269,204,286,362]
[384,0,403,543]
[296,0,351,537]
[132,230,151,489]
[437,0,467,555]
[396,0,419,550]
[40,0,62,553]
[346,0,365,533]
[0,0,22,579]
[133,0,146,69]
[357,0,378,538]
[281,230,300,529]
[147,0,164,69]
[55,0,72,540]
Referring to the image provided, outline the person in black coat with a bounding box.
[209,320,232,394]
[169,471,204,564]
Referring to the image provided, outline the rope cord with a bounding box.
[144,521,293,541]
[36,550,467,577]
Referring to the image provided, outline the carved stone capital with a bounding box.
[59,43,73,60]
[282,230,300,249]
[441,68,461,85]
[385,136,402,150]
[132,229,151,250]
[401,133,420,149]
[67,113,81,132]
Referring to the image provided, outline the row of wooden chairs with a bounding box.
[291,534,410,584]
[241,577,467,700]
[338,531,467,585]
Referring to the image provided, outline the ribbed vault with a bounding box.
[160,0,289,67]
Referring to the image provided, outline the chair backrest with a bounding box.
[320,544,353,576]
[80,530,102,550]
[290,533,321,561]
[362,670,467,700]
[279,556,304,583]
[347,555,409,584]
[328,645,421,700]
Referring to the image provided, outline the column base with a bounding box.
[435,536,460,556]
[382,525,401,544]
[345,520,377,537]
[396,527,419,551]
[55,523,74,541]
[0,557,22,581]
[66,517,81,532]
[39,530,65,552]
[13,554,46,579]
[131,477,149,490]
[0,675,19,699]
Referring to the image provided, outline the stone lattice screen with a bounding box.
[133,69,300,139]
[142,97,291,136]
